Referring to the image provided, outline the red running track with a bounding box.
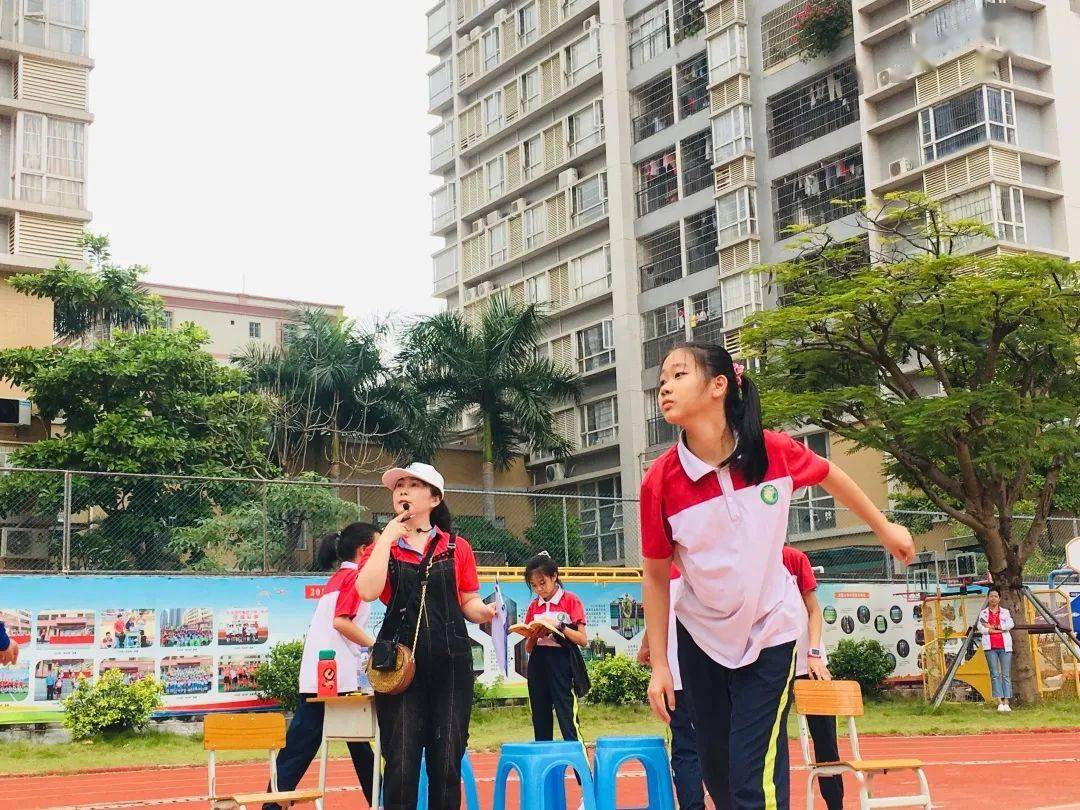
[0,731,1077,809]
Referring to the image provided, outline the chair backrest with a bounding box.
[793,679,863,718]
[204,712,287,751]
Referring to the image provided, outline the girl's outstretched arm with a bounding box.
[820,463,915,564]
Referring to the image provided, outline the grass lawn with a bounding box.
[1,698,1079,776]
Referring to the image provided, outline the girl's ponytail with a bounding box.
[314,522,379,571]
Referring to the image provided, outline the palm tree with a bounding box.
[235,309,444,477]
[398,297,582,521]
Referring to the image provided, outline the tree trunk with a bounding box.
[481,418,497,523]
[998,565,1040,705]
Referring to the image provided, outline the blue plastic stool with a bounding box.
[494,741,597,810]
[593,736,675,810]
[382,750,481,809]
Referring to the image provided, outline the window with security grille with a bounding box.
[639,223,682,292]
[636,149,679,216]
[788,432,835,534]
[767,62,859,157]
[672,0,706,42]
[629,3,670,68]
[761,0,806,71]
[581,398,618,447]
[772,147,864,235]
[642,302,685,369]
[919,87,1015,163]
[677,53,709,118]
[579,477,624,563]
[645,388,679,447]
[690,287,724,344]
[685,208,718,275]
[711,105,752,164]
[632,73,675,143]
[681,129,713,197]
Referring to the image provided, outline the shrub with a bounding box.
[255,640,305,712]
[583,655,650,706]
[63,669,164,741]
[827,639,894,696]
[793,1,852,62]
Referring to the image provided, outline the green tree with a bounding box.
[7,233,163,341]
[524,504,584,566]
[234,309,444,478]
[398,298,582,521]
[746,192,1080,703]
[0,325,273,569]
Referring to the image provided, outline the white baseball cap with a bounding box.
[380,462,445,495]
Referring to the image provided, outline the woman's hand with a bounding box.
[877,521,915,565]
[647,664,676,724]
[808,657,831,680]
[379,511,413,545]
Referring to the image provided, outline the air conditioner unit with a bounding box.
[464,286,478,302]
[485,210,502,227]
[472,218,485,233]
[876,69,892,89]
[494,8,509,22]
[477,281,495,296]
[511,198,527,213]
[889,158,913,177]
[0,398,31,427]
[0,527,48,560]
[583,16,599,32]
[545,463,566,482]
[470,26,482,38]
[955,552,979,579]
[558,168,579,188]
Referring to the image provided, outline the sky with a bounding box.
[88,1,445,324]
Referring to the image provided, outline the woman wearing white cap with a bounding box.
[355,462,496,810]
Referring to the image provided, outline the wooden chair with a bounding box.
[793,680,931,810]
[204,713,322,810]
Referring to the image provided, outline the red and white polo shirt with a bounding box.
[641,430,829,668]
[299,562,371,694]
[524,588,586,648]
[782,545,819,677]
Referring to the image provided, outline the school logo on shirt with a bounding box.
[759,484,779,505]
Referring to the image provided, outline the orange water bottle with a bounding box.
[317,650,338,697]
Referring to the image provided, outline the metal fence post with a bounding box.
[562,496,570,567]
[62,471,72,573]
[261,484,270,575]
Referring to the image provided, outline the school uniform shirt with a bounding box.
[781,546,817,677]
[667,565,684,691]
[358,527,481,606]
[525,588,586,648]
[978,606,1014,652]
[298,561,372,694]
[641,430,830,669]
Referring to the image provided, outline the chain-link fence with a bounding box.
[0,466,1075,580]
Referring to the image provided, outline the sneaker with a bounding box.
[997,703,1007,712]
[1002,703,1012,712]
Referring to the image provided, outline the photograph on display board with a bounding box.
[160,607,213,648]
[161,655,213,696]
[34,659,93,701]
[609,593,644,640]
[217,655,262,694]
[0,609,31,646]
[100,608,156,650]
[36,610,95,647]
[0,662,30,702]
[99,658,156,685]
[217,608,269,646]
[584,634,617,662]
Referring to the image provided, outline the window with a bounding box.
[518,2,538,45]
[677,53,709,119]
[579,477,624,563]
[942,184,1026,246]
[19,113,85,208]
[429,60,453,106]
[433,247,458,293]
[721,271,760,328]
[632,73,675,143]
[577,320,615,373]
[642,302,684,368]
[573,173,608,227]
[639,223,682,292]
[566,29,600,84]
[708,24,748,85]
[680,129,713,197]
[690,287,724,344]
[789,432,835,534]
[635,150,678,216]
[569,100,604,155]
[919,87,1015,163]
[645,388,679,447]
[432,183,456,230]
[483,28,500,71]
[767,62,859,157]
[628,3,669,68]
[521,68,540,114]
[761,0,804,71]
[430,121,455,165]
[524,204,546,249]
[672,0,705,42]
[486,156,505,199]
[996,185,1025,242]
[716,188,756,244]
[523,134,542,179]
[21,0,87,56]
[249,322,262,339]
[772,147,864,235]
[427,1,451,47]
[711,105,752,164]
[582,398,618,447]
[571,244,611,300]
[525,272,549,304]
[483,91,503,135]
[489,221,507,265]
[163,311,174,330]
[685,207,719,275]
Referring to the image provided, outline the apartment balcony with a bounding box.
[632,73,675,144]
[432,246,459,298]
[431,183,457,235]
[430,122,455,173]
[428,60,454,113]
[427,2,452,53]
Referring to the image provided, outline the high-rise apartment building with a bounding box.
[426,0,1074,567]
[0,0,91,449]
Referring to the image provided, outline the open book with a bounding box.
[508,619,564,639]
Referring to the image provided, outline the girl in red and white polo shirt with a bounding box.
[640,343,914,810]
[522,553,588,745]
